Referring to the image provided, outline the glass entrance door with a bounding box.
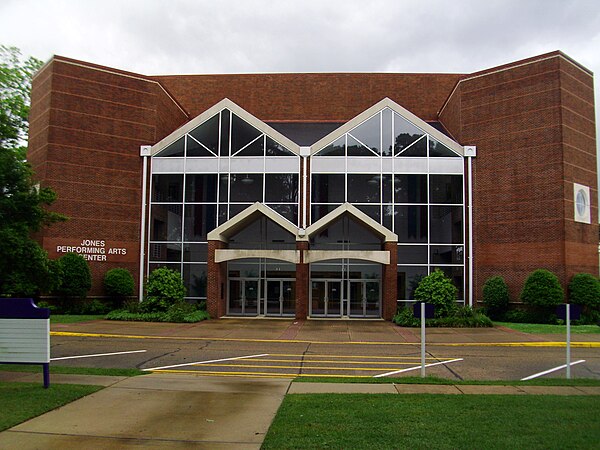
[228,278,259,316]
[264,280,296,317]
[310,280,342,317]
[349,280,380,317]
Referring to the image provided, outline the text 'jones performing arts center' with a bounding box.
[28,51,598,320]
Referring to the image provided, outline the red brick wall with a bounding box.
[154,73,463,122]
[440,53,598,303]
[27,57,187,296]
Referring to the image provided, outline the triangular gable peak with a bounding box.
[151,98,301,156]
[207,202,299,243]
[309,97,464,157]
[304,203,397,243]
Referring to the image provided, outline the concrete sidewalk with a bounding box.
[0,373,290,449]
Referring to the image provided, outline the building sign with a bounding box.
[45,238,137,263]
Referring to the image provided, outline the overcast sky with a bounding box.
[2,0,599,142]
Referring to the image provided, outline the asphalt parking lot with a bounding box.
[48,319,600,381]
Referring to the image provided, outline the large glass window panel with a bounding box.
[183,243,208,263]
[311,204,338,223]
[429,137,459,157]
[265,174,298,203]
[185,174,217,203]
[156,137,184,157]
[152,174,183,202]
[429,206,463,243]
[267,204,298,226]
[266,136,295,156]
[397,245,428,264]
[184,204,217,241]
[150,204,182,241]
[394,113,424,155]
[229,174,263,202]
[229,216,295,249]
[349,114,380,155]
[382,109,393,156]
[355,205,381,224]
[311,174,345,203]
[149,243,182,262]
[347,174,380,203]
[399,135,427,157]
[394,205,428,243]
[231,113,261,154]
[317,136,345,156]
[235,136,264,156]
[382,174,393,203]
[189,113,220,155]
[382,205,394,231]
[347,134,377,156]
[310,260,343,279]
[219,109,230,156]
[430,245,464,264]
[186,136,214,157]
[397,266,428,300]
[229,203,252,218]
[264,260,296,278]
[228,259,260,278]
[430,175,463,204]
[348,260,381,279]
[218,174,229,202]
[394,175,427,204]
[218,204,228,225]
[183,264,207,298]
[311,216,381,249]
[433,266,464,300]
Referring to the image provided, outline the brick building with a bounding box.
[27,51,598,319]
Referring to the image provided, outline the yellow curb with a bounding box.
[50,331,600,348]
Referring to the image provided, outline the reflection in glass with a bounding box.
[429,175,463,204]
[183,264,207,297]
[394,175,427,203]
[150,204,182,241]
[149,243,182,262]
[429,137,459,157]
[430,245,464,264]
[219,109,230,156]
[429,206,463,243]
[155,136,184,157]
[187,135,214,157]
[347,134,377,156]
[265,174,298,203]
[185,174,217,202]
[397,266,428,300]
[231,113,262,154]
[397,245,428,264]
[399,135,427,157]
[317,136,345,156]
[189,113,220,155]
[394,113,424,155]
[347,174,380,203]
[349,114,380,155]
[266,136,295,156]
[394,205,428,243]
[311,174,345,203]
[230,174,263,202]
[152,174,183,202]
[382,109,393,156]
[183,243,208,262]
[183,204,217,241]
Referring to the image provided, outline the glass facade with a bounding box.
[149,102,466,313]
[311,107,465,304]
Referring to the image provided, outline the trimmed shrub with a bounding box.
[104,268,135,298]
[141,267,186,313]
[54,253,91,298]
[568,273,600,310]
[482,276,509,319]
[414,268,458,318]
[520,269,563,308]
[393,305,492,328]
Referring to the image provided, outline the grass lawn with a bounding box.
[263,394,600,449]
[0,364,147,377]
[294,375,600,386]
[0,382,102,432]
[50,314,105,324]
[495,322,600,334]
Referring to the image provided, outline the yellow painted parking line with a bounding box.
[240,358,454,365]
[267,353,443,360]
[50,331,600,348]
[187,363,420,371]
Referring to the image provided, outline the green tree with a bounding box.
[568,273,600,310]
[104,268,135,298]
[141,267,186,313]
[54,253,91,298]
[414,268,458,318]
[0,46,65,296]
[521,269,564,308]
[482,276,510,318]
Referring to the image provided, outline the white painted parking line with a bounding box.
[144,353,269,371]
[51,350,147,361]
[520,360,586,381]
[373,358,464,378]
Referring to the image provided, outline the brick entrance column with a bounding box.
[207,240,227,318]
[295,241,309,320]
[382,242,398,320]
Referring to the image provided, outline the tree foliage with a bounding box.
[0,46,65,297]
[520,269,564,308]
[414,268,458,317]
[568,273,600,310]
[482,276,510,318]
[54,253,92,298]
[104,268,135,298]
[141,267,186,313]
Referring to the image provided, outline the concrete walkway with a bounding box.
[2,371,599,449]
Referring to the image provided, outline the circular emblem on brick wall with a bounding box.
[576,189,588,217]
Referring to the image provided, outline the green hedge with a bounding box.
[393,306,492,328]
